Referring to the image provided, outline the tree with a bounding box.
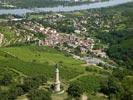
[112,68,133,81]
[74,46,81,55]
[32,75,47,85]
[112,68,125,80]
[9,86,24,97]
[122,76,133,100]
[0,87,24,100]
[20,77,39,92]
[20,75,47,92]
[28,89,51,100]
[0,73,12,86]
[0,91,9,100]
[100,76,124,100]
[67,83,83,98]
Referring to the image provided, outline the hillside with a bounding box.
[0,21,37,47]
[0,2,133,100]
[0,45,85,80]
[0,0,103,8]
[96,3,133,69]
[0,45,111,100]
[27,2,133,70]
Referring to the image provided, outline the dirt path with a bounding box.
[68,71,107,83]
[68,72,89,82]
[81,94,88,100]
[8,67,27,77]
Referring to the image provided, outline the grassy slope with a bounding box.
[0,45,110,100]
[0,45,85,81]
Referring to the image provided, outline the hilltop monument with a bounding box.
[54,64,61,92]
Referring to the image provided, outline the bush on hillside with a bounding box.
[67,83,83,98]
[0,73,12,86]
[20,75,47,92]
[28,89,51,100]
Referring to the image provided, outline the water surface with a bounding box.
[0,0,132,15]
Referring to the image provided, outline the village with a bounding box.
[20,20,109,65]
[0,7,122,67]
[0,12,113,65]
[0,6,122,67]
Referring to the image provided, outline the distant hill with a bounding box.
[0,0,94,8]
[96,3,133,69]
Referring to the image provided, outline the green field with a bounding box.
[0,45,112,100]
[0,45,85,81]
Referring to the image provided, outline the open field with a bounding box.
[0,45,85,81]
[0,45,112,100]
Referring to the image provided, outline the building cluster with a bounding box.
[22,21,107,58]
[37,26,95,53]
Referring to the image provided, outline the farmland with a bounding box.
[0,45,85,80]
[0,45,111,100]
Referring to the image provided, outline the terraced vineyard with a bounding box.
[0,45,85,81]
[0,45,112,100]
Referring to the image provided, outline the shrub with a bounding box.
[67,83,83,98]
[20,75,47,92]
[0,73,12,86]
[28,89,51,100]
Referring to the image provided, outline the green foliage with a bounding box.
[70,75,104,93]
[100,76,124,100]
[10,86,24,96]
[34,75,47,84]
[20,75,47,92]
[0,73,12,86]
[56,20,75,33]
[95,3,133,69]
[0,46,85,80]
[0,86,24,100]
[122,76,133,100]
[107,37,133,67]
[28,89,51,100]
[85,66,110,75]
[20,77,40,92]
[67,83,83,98]
[0,91,9,100]
[34,32,46,39]
[112,68,133,81]
[8,87,24,100]
[74,46,81,55]
[0,0,94,8]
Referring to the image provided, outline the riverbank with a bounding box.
[0,0,133,15]
[0,0,109,9]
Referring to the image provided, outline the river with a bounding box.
[0,0,132,15]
